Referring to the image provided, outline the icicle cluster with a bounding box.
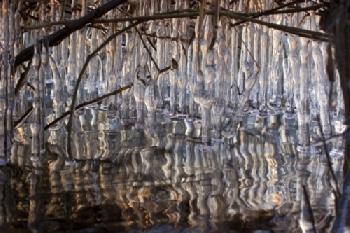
[0,0,345,164]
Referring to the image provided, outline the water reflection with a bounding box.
[2,112,343,233]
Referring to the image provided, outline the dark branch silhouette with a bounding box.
[14,0,127,95]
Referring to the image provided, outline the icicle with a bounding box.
[212,22,226,139]
[230,3,241,109]
[7,0,15,153]
[113,34,123,109]
[220,19,231,106]
[156,20,167,104]
[193,72,213,142]
[259,25,269,113]
[250,22,261,110]
[298,37,311,146]
[335,63,345,123]
[245,20,255,104]
[28,173,42,230]
[147,9,160,119]
[270,16,284,108]
[50,56,64,117]
[87,29,99,101]
[311,15,331,137]
[120,30,133,124]
[77,0,87,104]
[169,6,179,115]
[105,11,117,109]
[59,0,68,104]
[134,48,147,126]
[189,19,201,117]
[177,2,188,114]
[282,18,294,114]
[236,3,247,99]
[66,0,78,104]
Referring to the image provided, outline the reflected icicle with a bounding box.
[0,0,10,165]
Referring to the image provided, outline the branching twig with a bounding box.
[66,21,141,159]
[14,0,127,93]
[44,84,133,130]
[137,30,160,72]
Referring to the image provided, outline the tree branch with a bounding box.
[14,106,33,128]
[93,10,331,41]
[44,84,133,130]
[66,21,141,159]
[14,0,127,94]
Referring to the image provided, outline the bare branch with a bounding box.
[14,0,127,94]
[44,84,133,130]
[66,21,141,159]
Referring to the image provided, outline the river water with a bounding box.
[0,110,343,233]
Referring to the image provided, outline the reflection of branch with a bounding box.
[316,116,340,201]
[44,84,133,130]
[66,21,141,159]
[311,127,350,146]
[302,185,317,233]
[333,170,350,232]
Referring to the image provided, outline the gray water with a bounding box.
[0,110,343,233]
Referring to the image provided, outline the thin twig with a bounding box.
[66,21,141,159]
[44,84,133,130]
[230,1,323,27]
[137,30,160,72]
[139,31,190,43]
[14,0,128,75]
[14,106,33,128]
